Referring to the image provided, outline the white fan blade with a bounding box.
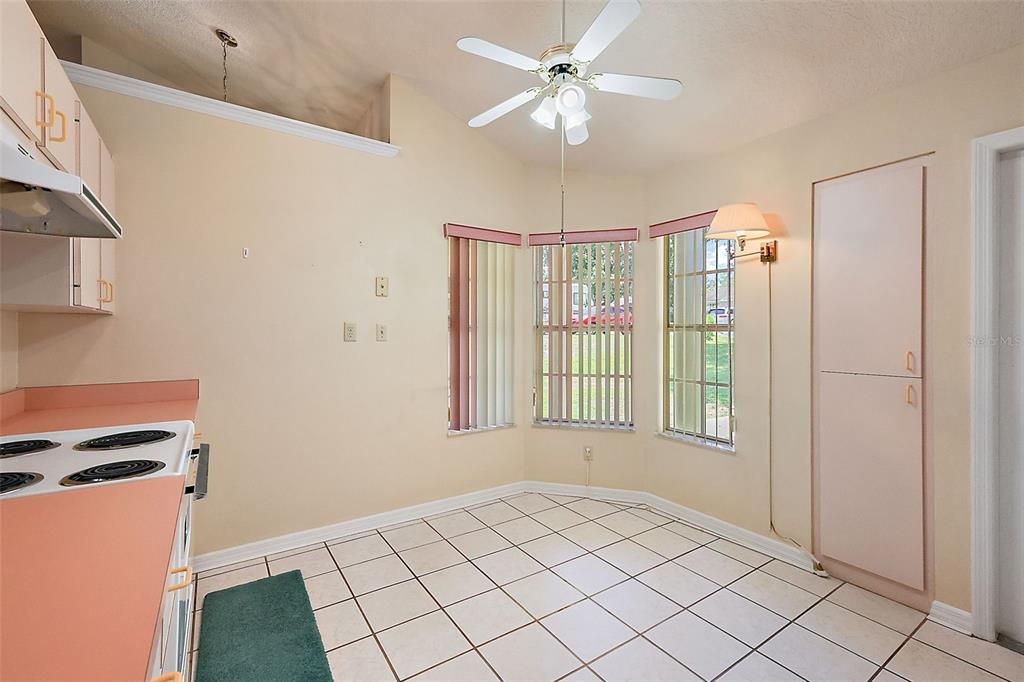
[469,88,542,128]
[589,73,682,100]
[571,0,641,64]
[565,121,589,146]
[457,37,543,72]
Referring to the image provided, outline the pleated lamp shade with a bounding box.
[707,203,771,242]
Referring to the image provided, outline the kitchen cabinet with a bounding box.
[814,162,923,378]
[38,41,77,172]
[816,371,924,589]
[100,136,115,207]
[1,232,112,313]
[77,101,100,189]
[813,156,929,609]
[0,0,123,313]
[0,0,44,143]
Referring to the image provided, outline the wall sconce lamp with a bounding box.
[707,202,778,263]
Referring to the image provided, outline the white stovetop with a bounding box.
[0,420,195,500]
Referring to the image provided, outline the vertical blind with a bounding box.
[654,212,736,447]
[530,228,637,427]
[447,224,518,432]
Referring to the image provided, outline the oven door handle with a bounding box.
[185,443,210,500]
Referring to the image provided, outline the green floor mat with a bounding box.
[196,570,332,682]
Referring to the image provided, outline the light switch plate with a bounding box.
[343,322,357,342]
[376,324,387,342]
[375,276,389,297]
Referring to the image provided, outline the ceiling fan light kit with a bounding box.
[457,0,682,145]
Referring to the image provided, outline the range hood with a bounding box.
[0,134,122,239]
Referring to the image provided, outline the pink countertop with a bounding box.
[0,379,200,680]
[0,379,199,435]
[0,476,186,681]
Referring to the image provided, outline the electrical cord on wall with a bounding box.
[765,259,828,575]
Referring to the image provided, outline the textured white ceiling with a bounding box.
[29,0,1024,173]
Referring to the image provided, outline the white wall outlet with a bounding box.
[583,446,594,462]
[376,324,387,342]
[343,322,357,342]
[375,276,389,297]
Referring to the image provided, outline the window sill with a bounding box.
[532,421,636,434]
[447,424,516,437]
[655,430,736,453]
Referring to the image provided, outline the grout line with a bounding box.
[904,631,1016,682]
[198,491,1001,682]
[324,535,403,682]
[868,618,928,682]
[373,527,506,681]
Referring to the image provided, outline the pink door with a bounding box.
[814,163,924,377]
[817,371,924,589]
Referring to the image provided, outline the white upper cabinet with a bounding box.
[813,162,925,377]
[0,0,119,314]
[77,101,101,189]
[0,0,44,142]
[39,40,77,171]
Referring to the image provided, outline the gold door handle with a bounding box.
[151,674,182,682]
[906,384,915,405]
[35,92,54,127]
[167,565,193,592]
[905,351,914,372]
[49,109,67,142]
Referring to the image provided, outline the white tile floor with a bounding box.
[190,492,1024,682]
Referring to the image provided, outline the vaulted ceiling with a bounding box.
[30,0,1024,173]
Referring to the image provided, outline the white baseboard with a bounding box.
[526,481,817,571]
[193,481,529,572]
[929,601,974,635]
[194,479,817,574]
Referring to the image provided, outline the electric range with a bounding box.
[0,420,195,499]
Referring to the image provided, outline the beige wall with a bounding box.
[15,76,530,554]
[523,44,1024,611]
[0,311,17,392]
[9,44,1022,610]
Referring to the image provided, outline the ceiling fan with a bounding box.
[457,0,682,145]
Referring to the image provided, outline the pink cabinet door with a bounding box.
[0,0,44,142]
[817,371,924,589]
[814,163,924,377]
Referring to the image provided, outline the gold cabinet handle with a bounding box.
[98,279,114,303]
[35,91,54,127]
[151,673,182,682]
[49,109,67,142]
[906,384,915,405]
[167,565,193,592]
[905,351,914,372]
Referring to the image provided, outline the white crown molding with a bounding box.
[193,480,817,574]
[928,601,974,635]
[970,125,1024,641]
[61,61,400,159]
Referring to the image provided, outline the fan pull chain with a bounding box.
[560,116,566,247]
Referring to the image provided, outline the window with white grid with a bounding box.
[532,233,635,427]
[664,225,736,447]
[447,225,518,432]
